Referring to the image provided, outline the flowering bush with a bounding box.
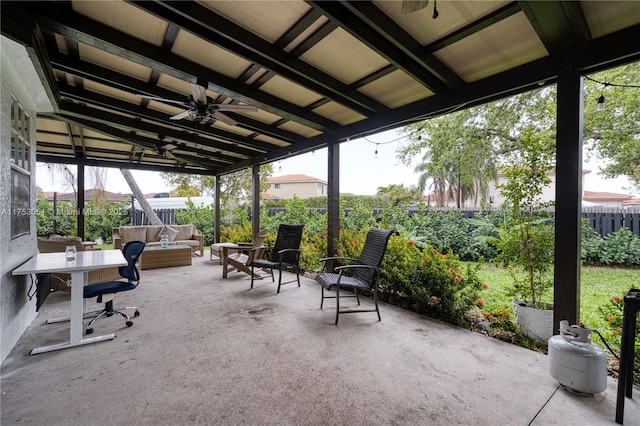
[466,306,520,343]
[379,235,423,304]
[379,238,485,326]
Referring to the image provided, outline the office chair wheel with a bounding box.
[134,310,140,317]
[86,328,93,335]
[126,321,133,327]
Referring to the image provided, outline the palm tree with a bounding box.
[120,169,162,225]
[415,157,454,207]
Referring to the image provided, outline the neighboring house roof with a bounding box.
[583,191,633,202]
[260,193,280,200]
[622,198,640,206]
[268,174,327,184]
[46,189,131,203]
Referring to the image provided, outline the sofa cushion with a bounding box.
[145,225,164,242]
[49,235,82,243]
[156,224,179,242]
[174,225,194,241]
[119,226,147,245]
[146,240,198,248]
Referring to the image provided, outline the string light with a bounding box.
[374,144,379,158]
[584,74,640,111]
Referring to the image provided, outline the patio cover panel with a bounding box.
[0,0,638,173]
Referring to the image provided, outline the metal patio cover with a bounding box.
[2,1,640,176]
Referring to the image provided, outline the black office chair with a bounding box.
[83,240,145,335]
[250,224,304,293]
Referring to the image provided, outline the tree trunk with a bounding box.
[120,169,162,225]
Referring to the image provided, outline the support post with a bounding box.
[252,165,260,241]
[553,74,583,333]
[327,141,340,270]
[215,175,221,243]
[77,164,85,240]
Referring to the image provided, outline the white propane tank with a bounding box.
[548,320,608,395]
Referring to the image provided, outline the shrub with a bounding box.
[300,232,326,273]
[599,228,640,267]
[379,238,485,326]
[411,247,485,325]
[220,223,253,243]
[36,199,76,237]
[379,235,423,305]
[581,218,603,264]
[174,198,216,245]
[84,200,130,242]
[599,294,640,384]
[581,225,640,267]
[341,198,377,231]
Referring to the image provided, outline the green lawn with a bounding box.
[474,263,639,344]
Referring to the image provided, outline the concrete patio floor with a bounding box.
[1,253,638,425]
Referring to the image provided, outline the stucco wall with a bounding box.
[0,37,51,362]
[269,181,326,199]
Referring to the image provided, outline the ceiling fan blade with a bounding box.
[189,82,208,104]
[137,94,187,106]
[169,110,191,120]
[214,112,237,126]
[212,104,258,112]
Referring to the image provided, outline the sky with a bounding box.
[36,129,636,197]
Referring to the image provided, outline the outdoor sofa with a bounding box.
[113,224,204,257]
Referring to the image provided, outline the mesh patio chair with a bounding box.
[315,228,393,325]
[250,224,304,293]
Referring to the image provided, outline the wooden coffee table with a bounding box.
[140,244,192,270]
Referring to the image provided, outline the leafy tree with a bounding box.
[497,129,556,308]
[36,197,77,237]
[161,164,274,207]
[376,184,422,206]
[398,61,640,197]
[583,62,640,188]
[174,198,216,245]
[399,87,556,204]
[84,200,130,242]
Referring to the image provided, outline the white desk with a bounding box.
[13,250,127,354]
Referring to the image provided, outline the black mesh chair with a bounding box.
[83,240,145,334]
[250,224,304,293]
[315,228,393,325]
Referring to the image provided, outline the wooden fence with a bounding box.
[130,206,640,238]
[131,208,176,226]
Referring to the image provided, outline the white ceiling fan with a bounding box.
[140,82,257,126]
[401,0,439,18]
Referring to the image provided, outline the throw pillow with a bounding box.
[156,225,179,242]
[119,226,147,245]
